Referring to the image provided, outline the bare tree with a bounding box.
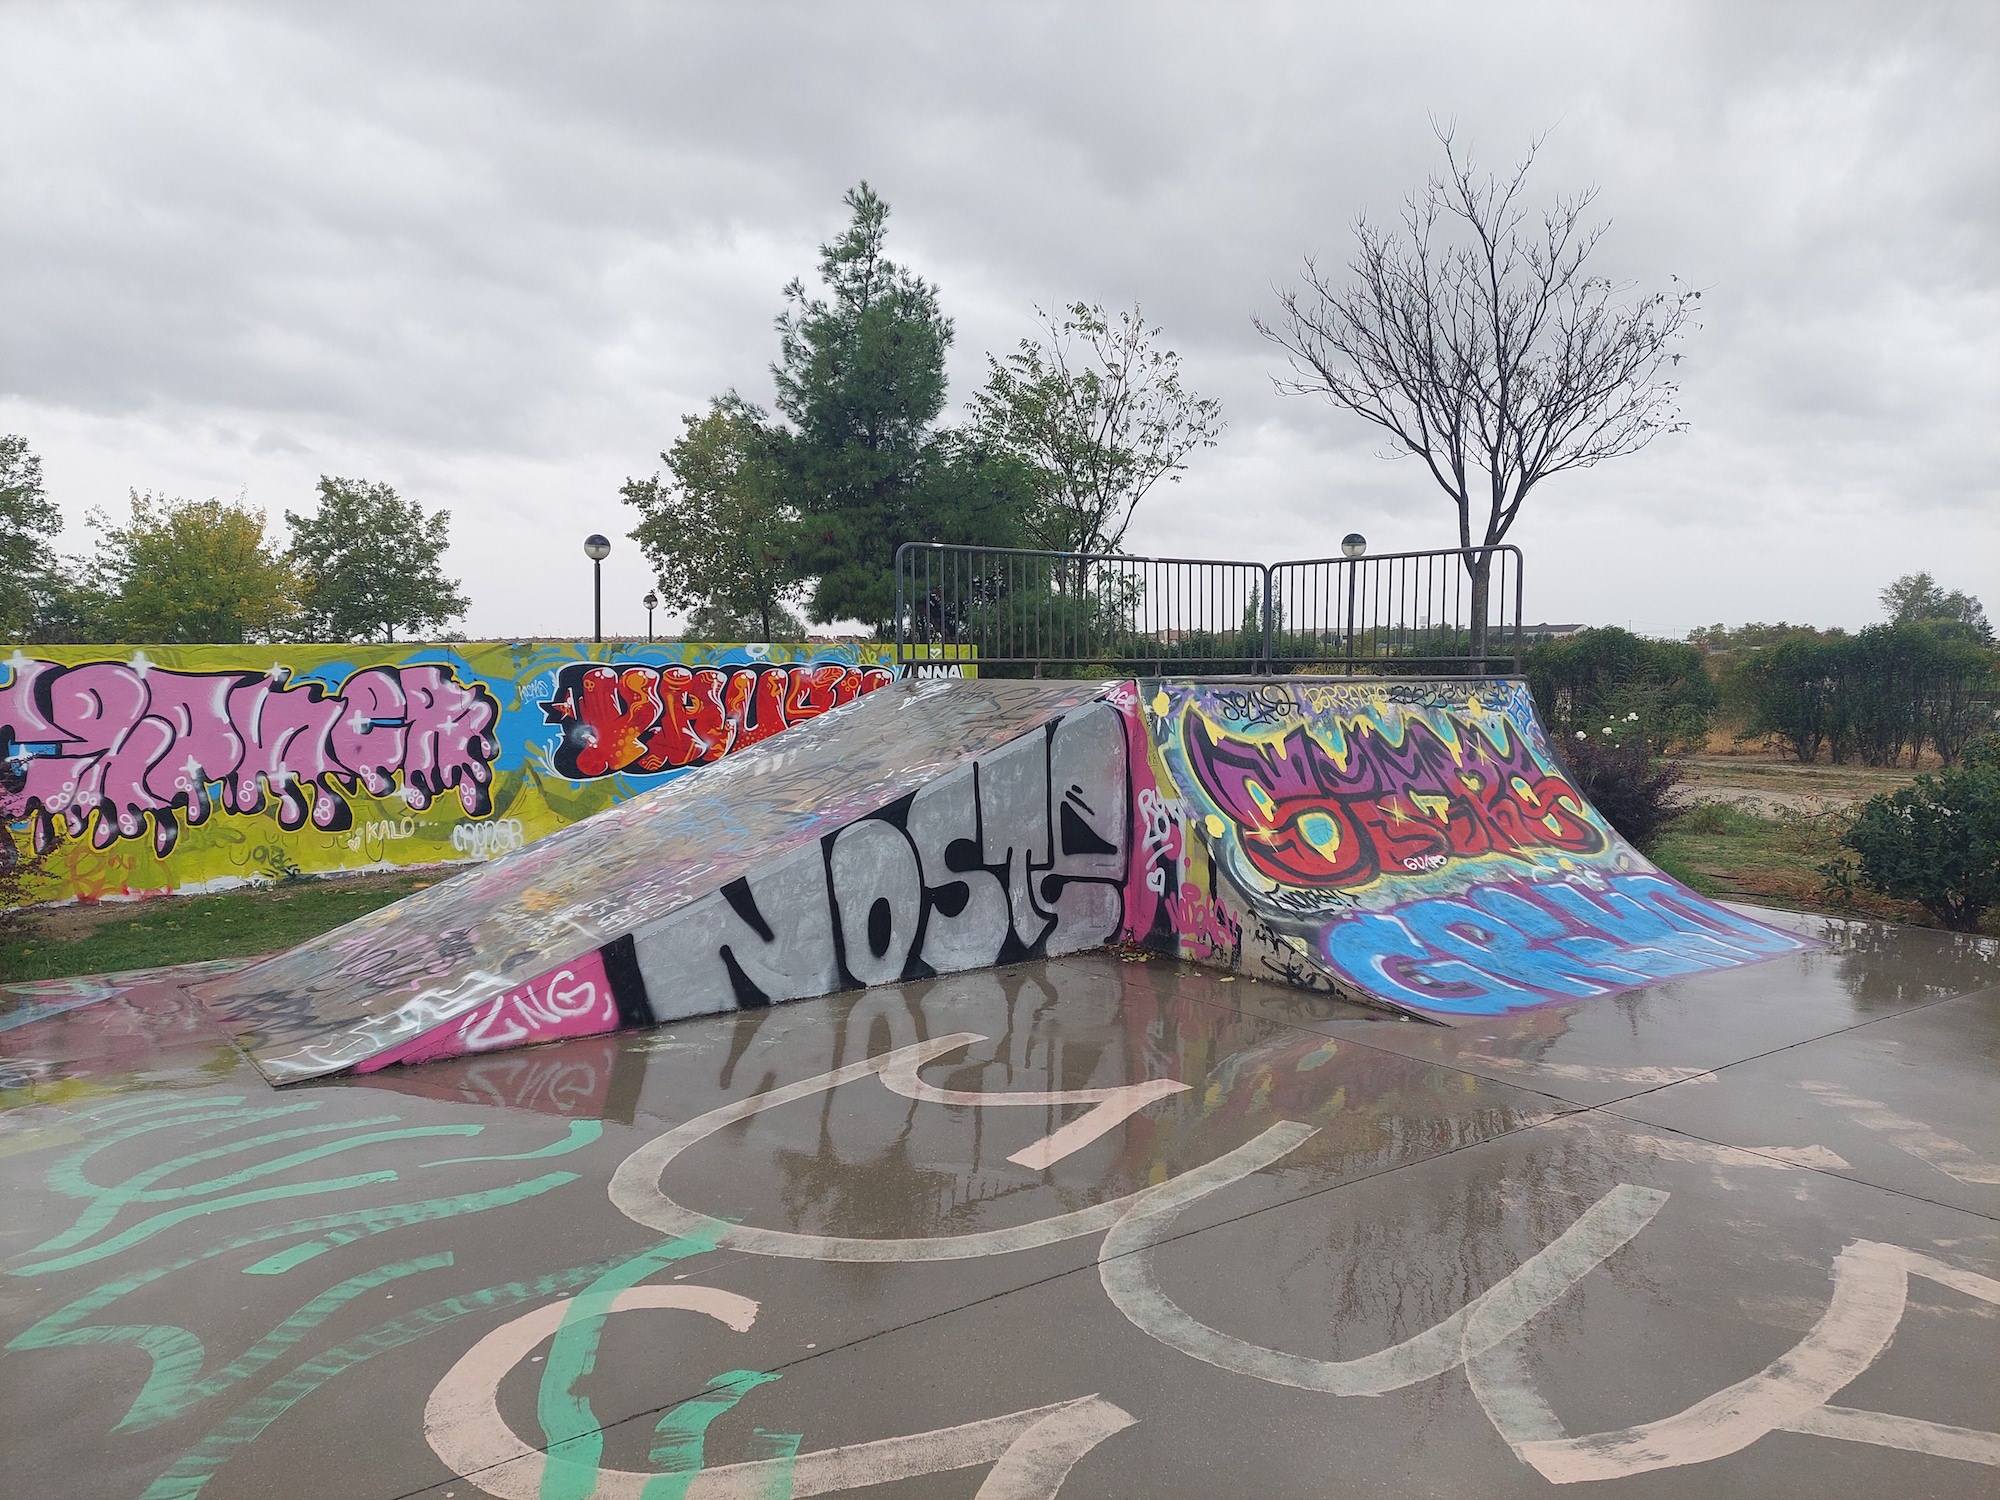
[1257,131,1697,659]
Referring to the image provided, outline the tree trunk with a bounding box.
[1466,551,1491,671]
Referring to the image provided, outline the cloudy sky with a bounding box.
[3,2,1994,640]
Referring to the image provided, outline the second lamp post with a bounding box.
[584,534,611,643]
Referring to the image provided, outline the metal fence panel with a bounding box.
[894,542,1523,676]
[1267,545,1523,673]
[894,544,1270,675]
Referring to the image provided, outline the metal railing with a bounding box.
[1267,545,1524,672]
[894,542,1523,676]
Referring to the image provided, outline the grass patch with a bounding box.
[1653,800,1998,934]
[0,871,438,983]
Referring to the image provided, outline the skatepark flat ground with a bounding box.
[3,907,1997,1499]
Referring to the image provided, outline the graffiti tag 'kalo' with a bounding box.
[539,662,896,779]
[1,658,500,856]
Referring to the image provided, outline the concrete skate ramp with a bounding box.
[193,677,1112,1081]
[197,673,1810,1082]
[1123,678,1811,1018]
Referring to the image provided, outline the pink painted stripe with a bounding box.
[355,950,621,1072]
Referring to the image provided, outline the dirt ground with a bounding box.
[1678,753,1918,814]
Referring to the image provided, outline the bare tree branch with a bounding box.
[1256,127,1698,614]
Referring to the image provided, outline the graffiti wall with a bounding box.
[0,642,908,905]
[1124,678,1809,1015]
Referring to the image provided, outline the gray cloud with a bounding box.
[1,0,1993,639]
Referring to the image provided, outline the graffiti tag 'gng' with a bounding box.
[355,949,620,1072]
[539,663,895,780]
[1,658,500,857]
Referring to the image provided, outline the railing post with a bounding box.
[894,541,907,675]
[1260,564,1274,674]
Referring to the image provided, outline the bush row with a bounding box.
[1728,622,1996,767]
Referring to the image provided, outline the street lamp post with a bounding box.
[584,534,611,643]
[1340,533,1366,669]
[643,590,658,644]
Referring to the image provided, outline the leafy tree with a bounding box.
[1841,735,2000,931]
[623,394,807,641]
[0,435,62,640]
[1735,632,1848,763]
[774,183,1024,630]
[1687,620,1820,654]
[1880,571,1991,642]
[285,477,468,643]
[91,492,299,644]
[1258,130,1696,658]
[970,302,1222,556]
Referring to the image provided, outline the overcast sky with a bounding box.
[3,2,1995,641]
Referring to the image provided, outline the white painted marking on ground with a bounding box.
[1779,1405,2000,1466]
[1471,1057,1716,1087]
[424,1285,759,1497]
[610,1035,1309,1261]
[1545,1116,1849,1171]
[877,1048,1188,1168]
[1496,1241,2000,1482]
[1799,1080,2000,1183]
[430,1300,1134,1500]
[1099,1162,1667,1395]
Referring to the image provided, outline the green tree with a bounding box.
[0,435,62,640]
[92,492,299,644]
[970,303,1222,556]
[774,183,1024,630]
[1880,571,1991,642]
[623,394,806,641]
[1734,632,1848,763]
[284,477,468,643]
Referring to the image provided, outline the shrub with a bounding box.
[1525,627,1718,754]
[1553,724,1688,851]
[1838,734,2000,931]
[1733,630,1847,763]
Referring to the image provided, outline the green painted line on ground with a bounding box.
[14,1169,404,1275]
[535,1226,728,1500]
[422,1119,602,1167]
[44,1105,323,1200]
[642,1369,792,1500]
[30,1116,415,1256]
[133,1252,638,1500]
[9,1175,584,1442]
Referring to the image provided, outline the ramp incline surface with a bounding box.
[193,675,1809,1081]
[193,678,1106,1081]
[1124,677,1809,1015]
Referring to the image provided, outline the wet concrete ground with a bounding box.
[2,908,1996,1499]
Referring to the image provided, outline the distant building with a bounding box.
[1519,622,1588,642]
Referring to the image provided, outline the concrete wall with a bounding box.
[1,641,916,903]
